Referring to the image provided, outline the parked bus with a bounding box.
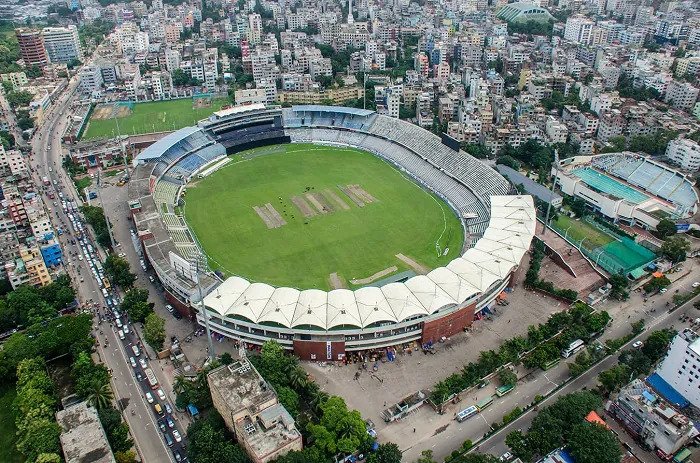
[561,339,585,358]
[144,368,158,389]
[456,405,479,422]
[476,396,494,411]
[495,384,515,397]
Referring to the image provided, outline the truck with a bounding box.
[144,368,159,389]
[42,176,50,186]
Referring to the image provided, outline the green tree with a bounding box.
[120,288,153,322]
[87,382,114,410]
[186,412,248,463]
[641,329,674,363]
[98,406,133,452]
[144,313,166,351]
[80,205,112,248]
[498,368,517,387]
[219,352,233,364]
[598,364,631,395]
[36,453,62,463]
[568,422,622,463]
[114,450,138,463]
[416,449,438,463]
[451,454,499,463]
[16,418,61,461]
[367,443,402,463]
[463,143,491,159]
[643,275,671,293]
[104,254,136,288]
[608,274,630,301]
[661,235,690,263]
[505,430,533,462]
[72,351,110,399]
[656,219,677,238]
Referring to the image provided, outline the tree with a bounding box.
[80,205,112,248]
[451,454,499,463]
[416,450,438,463]
[661,236,690,263]
[187,413,248,463]
[641,329,674,363]
[598,364,631,395]
[144,313,166,351]
[498,368,517,387]
[16,418,62,462]
[5,90,33,108]
[120,288,153,322]
[506,430,533,462]
[608,274,629,301]
[104,254,136,288]
[367,443,402,463]
[98,406,133,452]
[114,450,138,463]
[87,382,114,410]
[568,422,622,463]
[643,275,671,293]
[219,352,233,364]
[36,453,62,463]
[463,143,491,159]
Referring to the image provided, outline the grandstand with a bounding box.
[555,153,698,229]
[128,105,535,358]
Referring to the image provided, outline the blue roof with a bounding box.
[642,390,657,404]
[136,126,201,161]
[647,373,690,408]
[291,105,374,117]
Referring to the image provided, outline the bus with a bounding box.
[495,384,515,397]
[476,396,494,411]
[144,368,159,389]
[561,339,585,358]
[456,405,479,422]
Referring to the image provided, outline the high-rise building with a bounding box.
[564,15,594,44]
[248,13,262,45]
[666,138,700,172]
[15,28,48,67]
[656,329,700,408]
[42,25,82,64]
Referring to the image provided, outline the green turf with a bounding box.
[81,97,229,140]
[552,215,614,248]
[184,144,464,290]
[0,385,23,463]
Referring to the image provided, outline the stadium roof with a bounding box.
[496,2,553,22]
[203,195,536,330]
[292,105,375,117]
[135,126,201,162]
[211,103,266,119]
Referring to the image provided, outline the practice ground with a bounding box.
[184,144,464,290]
[552,215,614,248]
[81,97,229,140]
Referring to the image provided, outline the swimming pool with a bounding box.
[572,168,649,204]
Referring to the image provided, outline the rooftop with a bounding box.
[207,360,277,415]
[55,402,115,463]
[243,403,301,459]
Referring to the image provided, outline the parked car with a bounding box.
[139,358,147,369]
[633,340,644,349]
[157,389,166,401]
[167,417,175,429]
[145,392,154,403]
[129,357,136,368]
[172,429,182,443]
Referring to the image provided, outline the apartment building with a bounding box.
[15,28,48,67]
[665,138,700,172]
[43,26,82,64]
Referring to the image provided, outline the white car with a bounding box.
[139,358,147,368]
[132,345,140,356]
[660,288,668,294]
[633,340,644,349]
[123,324,130,334]
[117,329,125,340]
[129,357,137,368]
[499,452,513,462]
[157,389,166,401]
[693,282,700,288]
[145,392,154,403]
[172,429,182,443]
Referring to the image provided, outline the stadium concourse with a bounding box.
[127,104,537,360]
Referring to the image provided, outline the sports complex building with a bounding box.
[554,153,698,228]
[128,104,536,360]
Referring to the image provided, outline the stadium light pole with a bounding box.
[190,253,215,361]
[542,149,559,237]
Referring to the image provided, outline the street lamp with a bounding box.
[189,252,215,361]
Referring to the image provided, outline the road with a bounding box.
[29,81,181,463]
[473,293,700,461]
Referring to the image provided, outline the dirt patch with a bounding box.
[265,203,286,227]
[291,195,316,218]
[349,184,376,203]
[91,104,114,120]
[329,273,347,289]
[396,254,430,274]
[305,193,329,214]
[324,188,350,210]
[193,97,212,109]
[339,185,364,207]
[312,192,334,213]
[350,266,398,285]
[115,105,131,118]
[253,203,286,229]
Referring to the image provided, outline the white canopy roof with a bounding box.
[203,195,536,330]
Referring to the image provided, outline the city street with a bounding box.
[30,83,176,463]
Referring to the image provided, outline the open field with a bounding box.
[81,97,229,140]
[184,144,464,290]
[552,215,614,248]
[0,385,23,463]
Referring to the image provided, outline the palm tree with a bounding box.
[87,383,114,410]
[288,367,308,390]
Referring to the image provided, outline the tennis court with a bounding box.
[572,168,649,204]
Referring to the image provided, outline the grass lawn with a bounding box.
[552,215,614,248]
[0,385,23,463]
[184,144,464,290]
[81,97,229,140]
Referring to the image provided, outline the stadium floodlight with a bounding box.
[189,252,215,361]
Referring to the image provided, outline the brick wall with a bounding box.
[421,303,475,344]
[164,290,195,320]
[293,339,346,361]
